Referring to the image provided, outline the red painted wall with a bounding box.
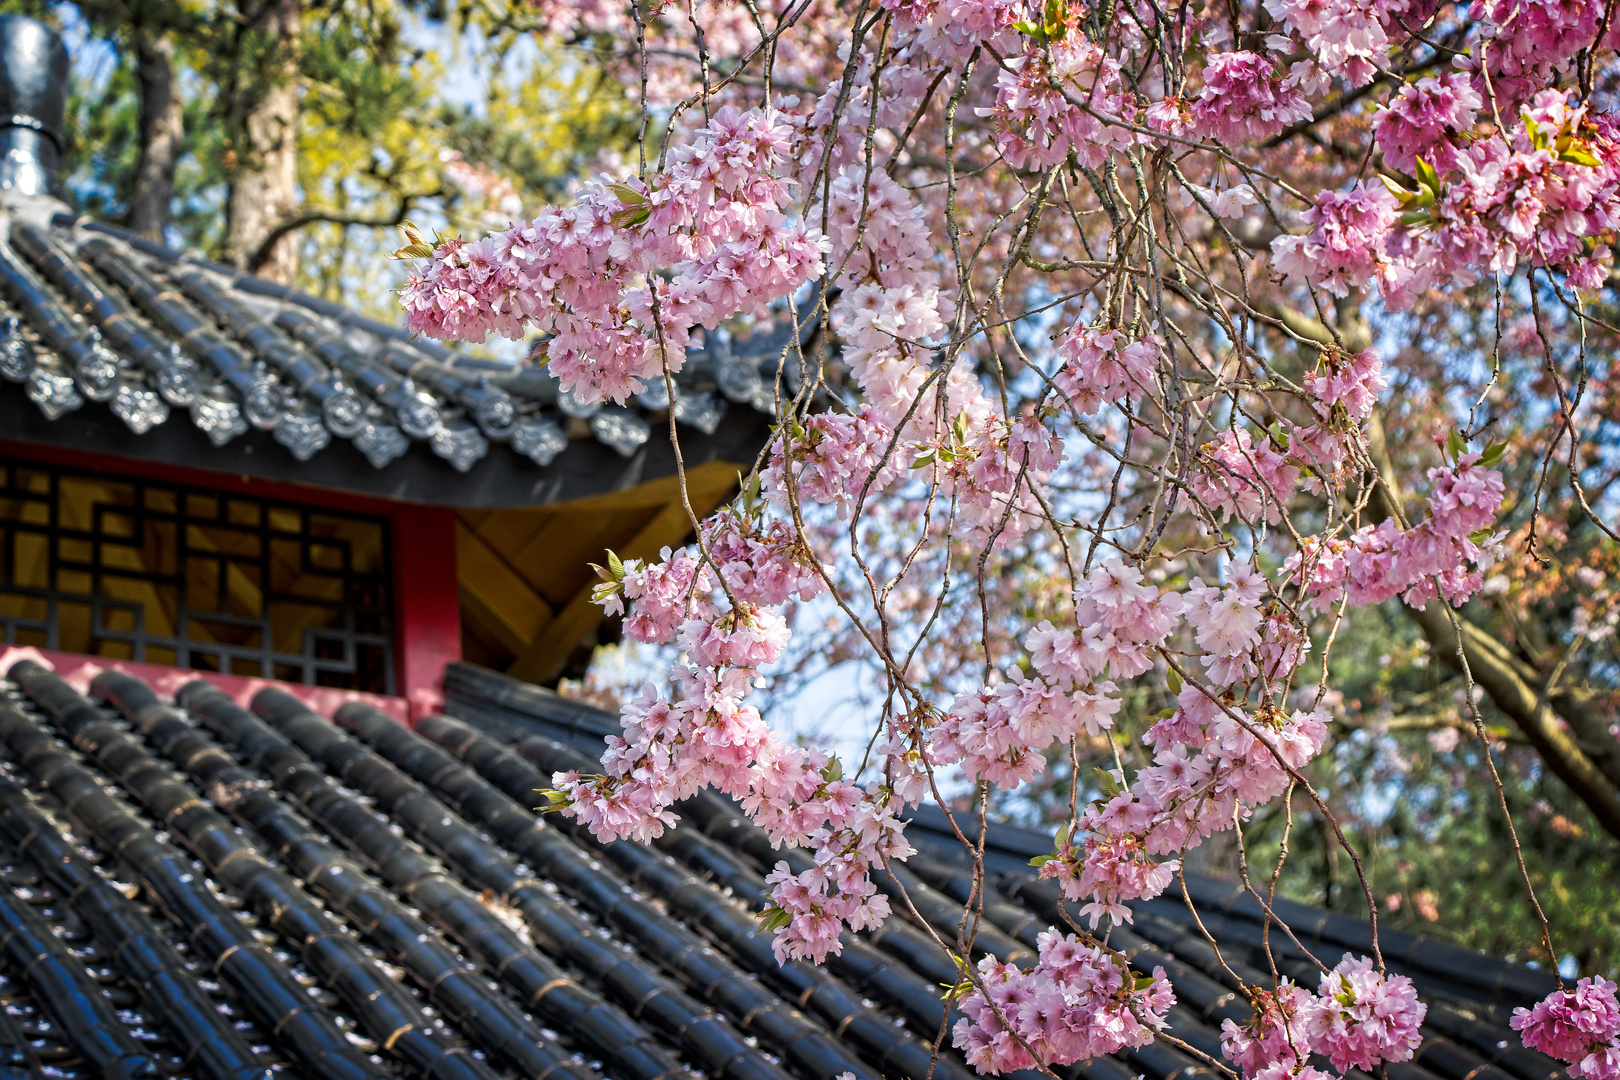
[0,439,460,723]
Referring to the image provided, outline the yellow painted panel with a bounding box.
[455,520,554,650]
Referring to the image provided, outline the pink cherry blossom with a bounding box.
[1513,978,1620,1080]
[1190,52,1313,144]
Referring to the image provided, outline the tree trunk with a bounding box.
[222,0,301,285]
[129,30,184,240]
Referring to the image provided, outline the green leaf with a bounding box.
[1480,440,1508,468]
[822,756,843,783]
[609,182,648,206]
[1377,174,1417,204]
[1412,157,1438,193]
[611,205,652,229]
[1133,975,1157,992]
[1093,768,1120,797]
[1166,667,1183,695]
[1029,853,1054,867]
[607,549,625,579]
[1524,116,1546,150]
[1445,429,1467,464]
[1414,157,1439,196]
[1561,147,1602,167]
[389,220,439,259]
[755,906,793,934]
[1042,0,1067,38]
[536,789,572,813]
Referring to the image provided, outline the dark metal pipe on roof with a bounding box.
[10,223,200,409]
[179,680,702,1080]
[0,16,68,199]
[0,238,121,405]
[78,237,287,432]
[338,701,962,1080]
[0,848,163,1080]
[0,686,386,1080]
[174,269,367,438]
[275,307,445,439]
[374,344,517,441]
[93,676,602,1080]
[250,687,794,1080]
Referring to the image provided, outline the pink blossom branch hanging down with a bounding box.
[396,0,1620,1073]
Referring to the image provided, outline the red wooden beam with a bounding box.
[392,504,461,721]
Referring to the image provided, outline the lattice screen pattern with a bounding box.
[0,457,394,692]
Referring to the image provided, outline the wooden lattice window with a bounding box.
[0,456,394,693]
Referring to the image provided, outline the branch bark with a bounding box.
[244,192,437,273]
[1367,407,1620,842]
[1403,599,1620,840]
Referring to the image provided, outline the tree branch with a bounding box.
[1404,602,1620,841]
[245,190,442,273]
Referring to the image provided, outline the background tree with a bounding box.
[23,0,634,295]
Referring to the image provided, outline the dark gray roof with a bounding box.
[0,656,1567,1080]
[0,208,802,506]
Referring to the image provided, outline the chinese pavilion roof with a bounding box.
[0,207,793,507]
[0,656,1566,1080]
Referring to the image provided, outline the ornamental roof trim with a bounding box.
[0,198,803,507]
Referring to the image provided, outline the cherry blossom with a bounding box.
[1513,978,1620,1080]
[394,0,1613,1067]
[952,932,1175,1074]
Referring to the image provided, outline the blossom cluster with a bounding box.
[1051,324,1162,414]
[401,106,828,404]
[1513,977,1620,1080]
[392,0,1576,1067]
[1276,91,1620,304]
[988,37,1140,170]
[952,931,1175,1074]
[1222,957,1427,1080]
[1291,454,1507,611]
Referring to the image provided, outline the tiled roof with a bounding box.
[0,209,800,485]
[0,656,1566,1080]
